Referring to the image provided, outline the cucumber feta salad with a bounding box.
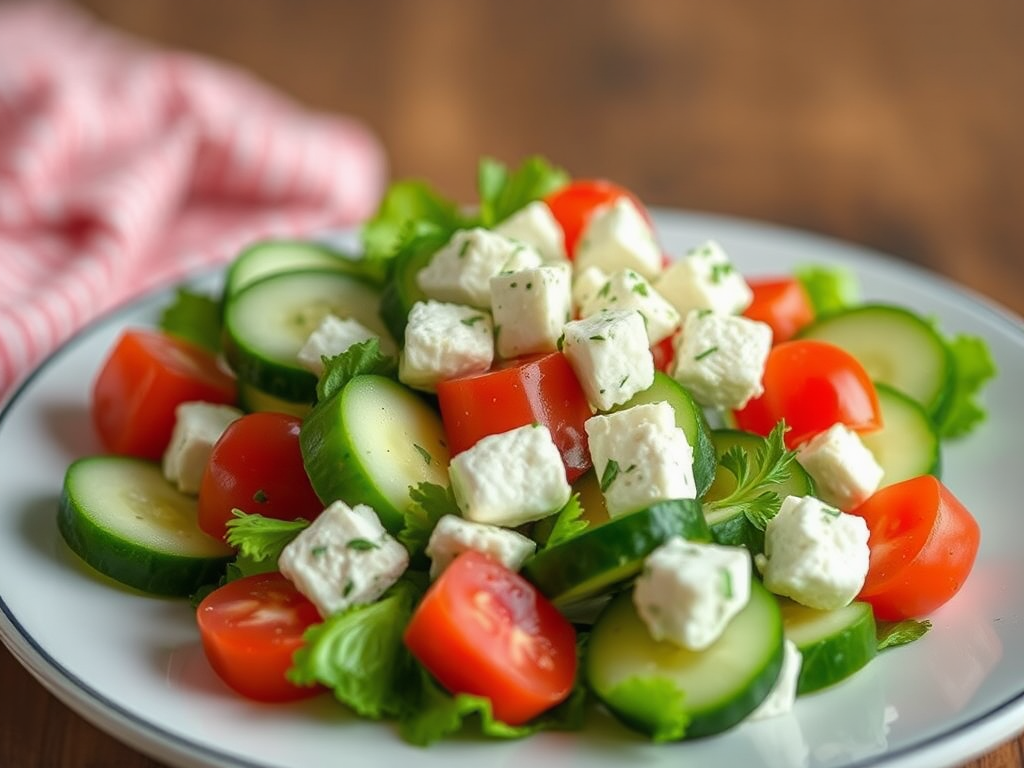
[59,156,996,744]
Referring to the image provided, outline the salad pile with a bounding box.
[57,156,997,745]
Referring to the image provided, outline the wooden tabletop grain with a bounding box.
[2,1,1023,766]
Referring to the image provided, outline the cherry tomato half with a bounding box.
[544,179,649,259]
[744,277,815,344]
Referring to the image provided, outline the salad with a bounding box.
[55,156,996,745]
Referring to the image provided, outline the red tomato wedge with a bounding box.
[196,572,323,702]
[544,179,649,259]
[733,339,882,449]
[851,475,980,621]
[404,550,577,725]
[436,352,592,482]
[744,277,815,344]
[91,329,237,460]
[651,334,677,374]
[198,412,324,541]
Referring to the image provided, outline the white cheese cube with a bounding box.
[561,309,654,411]
[574,197,662,280]
[494,200,567,262]
[796,423,884,510]
[417,227,544,308]
[633,537,752,651]
[277,500,409,618]
[577,268,681,345]
[585,402,697,517]
[571,265,608,317]
[399,300,494,392]
[449,424,571,527]
[162,401,243,494]
[672,309,772,410]
[755,495,870,611]
[749,639,803,720]
[490,263,572,358]
[296,314,379,376]
[655,240,753,316]
[425,514,537,579]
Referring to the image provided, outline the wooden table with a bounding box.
[3,1,1023,766]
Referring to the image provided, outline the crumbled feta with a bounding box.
[277,500,409,618]
[494,200,567,262]
[633,537,752,651]
[162,401,243,494]
[755,495,870,611]
[655,240,753,316]
[571,265,608,317]
[490,263,572,358]
[449,424,571,527]
[672,309,772,410]
[749,639,803,720]
[574,197,662,279]
[577,268,681,345]
[796,423,884,510]
[585,401,697,517]
[398,300,494,391]
[425,514,537,579]
[296,314,379,376]
[561,309,654,410]
[417,228,543,308]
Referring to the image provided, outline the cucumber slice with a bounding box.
[702,429,816,554]
[57,457,233,597]
[779,597,877,695]
[612,372,718,497]
[236,380,312,419]
[224,239,385,298]
[796,304,954,420]
[223,269,395,403]
[521,499,711,608]
[861,382,941,486]
[300,375,450,533]
[587,582,784,740]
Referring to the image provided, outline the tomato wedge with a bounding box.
[851,475,980,621]
[744,277,815,344]
[91,329,237,460]
[403,550,577,725]
[196,572,323,702]
[544,179,649,259]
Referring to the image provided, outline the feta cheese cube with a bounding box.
[494,200,567,262]
[571,265,608,316]
[655,240,753,316]
[577,268,681,345]
[277,500,409,618]
[633,537,752,650]
[585,402,697,516]
[162,401,242,494]
[672,309,772,410]
[425,514,537,579]
[796,423,884,510]
[490,263,572,357]
[449,424,571,527]
[296,314,379,376]
[574,197,662,280]
[399,300,494,391]
[561,309,654,410]
[755,495,870,610]
[417,227,543,308]
[749,639,802,720]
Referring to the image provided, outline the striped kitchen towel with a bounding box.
[0,2,387,400]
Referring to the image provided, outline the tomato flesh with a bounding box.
[403,550,577,725]
[91,329,237,460]
[744,277,815,344]
[196,572,323,702]
[544,179,649,259]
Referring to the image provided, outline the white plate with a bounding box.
[2,210,1023,768]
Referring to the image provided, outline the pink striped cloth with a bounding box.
[0,2,387,401]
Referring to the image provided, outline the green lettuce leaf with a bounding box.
[536,493,588,549]
[397,483,460,566]
[225,509,310,561]
[935,333,997,439]
[316,338,398,403]
[877,618,932,650]
[795,264,860,317]
[361,180,465,261]
[477,155,569,228]
[159,287,222,353]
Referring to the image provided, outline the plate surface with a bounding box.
[2,210,1023,768]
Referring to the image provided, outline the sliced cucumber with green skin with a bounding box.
[612,372,718,498]
[236,380,312,419]
[224,239,385,299]
[796,304,954,421]
[300,374,449,533]
[57,457,233,597]
[223,269,395,403]
[778,597,877,695]
[587,582,784,741]
[861,382,941,486]
[378,232,449,342]
[521,499,711,608]
[702,429,816,554]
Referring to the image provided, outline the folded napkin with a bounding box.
[0,2,387,400]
